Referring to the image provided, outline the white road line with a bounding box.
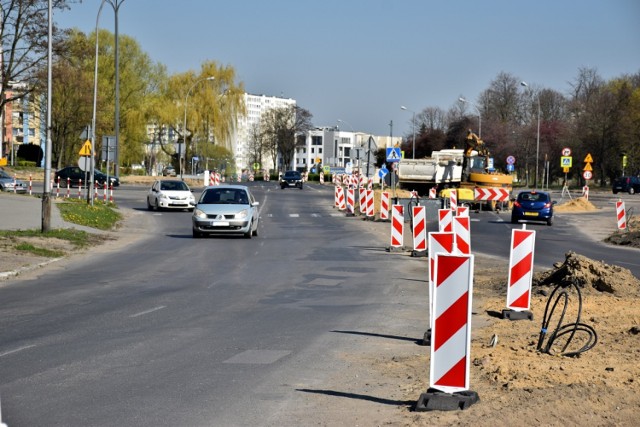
[130,305,167,318]
[289,214,300,217]
[0,344,37,358]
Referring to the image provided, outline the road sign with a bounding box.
[583,170,593,180]
[78,156,94,171]
[345,162,353,174]
[563,167,570,173]
[506,155,515,165]
[583,162,593,172]
[506,164,514,172]
[386,147,401,162]
[560,156,572,167]
[78,140,92,156]
[562,147,572,156]
[584,153,593,163]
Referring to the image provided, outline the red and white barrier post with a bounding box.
[365,189,374,219]
[337,186,346,211]
[29,175,32,195]
[66,178,71,198]
[616,200,626,230]
[379,191,390,221]
[453,216,471,255]
[438,209,453,232]
[582,185,589,201]
[334,186,340,208]
[346,188,355,216]
[103,182,107,203]
[456,206,469,217]
[503,225,536,320]
[387,204,404,251]
[109,183,114,203]
[449,189,457,212]
[56,177,60,198]
[425,232,456,344]
[416,253,478,411]
[411,205,427,257]
[78,179,82,199]
[319,172,324,184]
[358,188,367,216]
[429,187,437,199]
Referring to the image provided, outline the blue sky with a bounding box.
[56,0,640,137]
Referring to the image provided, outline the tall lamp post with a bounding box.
[181,76,215,179]
[400,106,416,159]
[458,97,481,138]
[521,81,540,189]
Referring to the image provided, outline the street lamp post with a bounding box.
[458,97,481,138]
[181,76,215,179]
[521,81,540,189]
[400,106,416,159]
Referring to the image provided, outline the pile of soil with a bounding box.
[554,196,598,212]
[605,216,640,248]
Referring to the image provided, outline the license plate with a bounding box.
[524,212,538,217]
[211,221,229,226]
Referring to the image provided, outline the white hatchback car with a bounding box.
[146,180,195,211]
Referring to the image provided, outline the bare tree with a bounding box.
[260,105,313,171]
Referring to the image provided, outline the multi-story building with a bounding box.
[234,93,296,171]
[1,85,45,166]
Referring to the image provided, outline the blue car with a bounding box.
[511,190,556,226]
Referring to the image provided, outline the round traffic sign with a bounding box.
[562,147,572,156]
[583,170,593,180]
[506,155,516,165]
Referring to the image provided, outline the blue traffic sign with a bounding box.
[386,147,401,162]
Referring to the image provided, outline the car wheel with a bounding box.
[192,228,202,238]
[155,200,161,211]
[547,217,553,226]
[299,184,303,190]
[252,223,259,237]
[630,188,636,195]
[147,198,153,211]
[511,215,518,224]
[613,190,618,194]
[244,221,253,238]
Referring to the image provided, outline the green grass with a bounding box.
[57,198,122,230]
[15,242,65,258]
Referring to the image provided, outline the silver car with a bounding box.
[192,185,260,238]
[0,169,27,193]
[147,179,195,211]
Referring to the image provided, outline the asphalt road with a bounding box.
[0,184,638,426]
[0,183,428,426]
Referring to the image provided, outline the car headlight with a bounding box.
[193,208,207,219]
[236,209,249,219]
[159,193,169,200]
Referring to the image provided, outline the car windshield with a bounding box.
[519,192,549,202]
[160,181,189,191]
[0,171,10,179]
[201,188,249,204]
[284,171,300,179]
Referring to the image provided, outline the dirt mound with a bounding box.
[533,251,640,297]
[554,196,598,212]
[605,216,640,248]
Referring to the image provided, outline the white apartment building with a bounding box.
[234,93,296,171]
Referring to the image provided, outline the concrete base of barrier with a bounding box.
[345,212,356,217]
[411,249,427,258]
[414,388,479,411]
[420,329,431,346]
[385,246,405,252]
[502,309,533,321]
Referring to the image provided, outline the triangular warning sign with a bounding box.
[79,140,92,156]
[584,153,593,163]
[583,163,593,171]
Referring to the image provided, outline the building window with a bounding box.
[312,136,322,146]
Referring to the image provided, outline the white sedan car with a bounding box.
[146,180,195,211]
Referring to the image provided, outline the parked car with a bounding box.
[192,185,259,238]
[146,179,195,211]
[54,166,120,188]
[511,190,556,226]
[162,166,177,177]
[0,169,27,193]
[280,170,303,189]
[612,176,640,195]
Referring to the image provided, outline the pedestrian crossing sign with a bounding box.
[386,147,401,162]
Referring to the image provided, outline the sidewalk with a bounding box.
[0,192,73,230]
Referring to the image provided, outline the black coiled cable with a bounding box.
[536,280,598,357]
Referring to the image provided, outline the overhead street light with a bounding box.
[521,81,541,190]
[400,106,416,159]
[181,76,215,179]
[458,97,481,138]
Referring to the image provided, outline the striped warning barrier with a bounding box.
[474,187,510,202]
[359,174,364,189]
[366,189,375,218]
[380,191,390,221]
[412,205,427,253]
[390,204,404,248]
[358,188,367,215]
[367,178,373,191]
[29,175,32,195]
[430,253,475,394]
[66,178,71,198]
[438,209,453,232]
[506,226,536,311]
[109,183,114,203]
[103,182,107,203]
[616,200,626,230]
[346,188,355,215]
[428,232,455,329]
[449,189,457,212]
[337,186,346,211]
[320,172,324,184]
[56,178,60,198]
[453,216,471,254]
[429,187,437,199]
[334,186,340,208]
[582,185,589,201]
[78,179,82,199]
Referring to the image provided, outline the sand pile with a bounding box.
[554,196,598,212]
[533,251,640,297]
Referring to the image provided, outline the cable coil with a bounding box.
[537,280,598,357]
